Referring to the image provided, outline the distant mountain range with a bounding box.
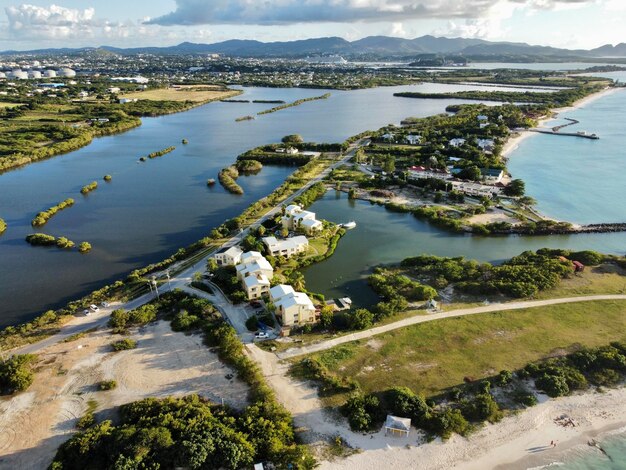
[3,35,626,60]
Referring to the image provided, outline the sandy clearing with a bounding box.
[0,321,248,469]
[467,211,519,225]
[121,88,239,102]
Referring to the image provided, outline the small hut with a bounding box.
[384,415,411,437]
[573,261,585,273]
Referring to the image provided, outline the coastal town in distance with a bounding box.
[0,1,626,469]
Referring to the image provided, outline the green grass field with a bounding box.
[303,299,626,400]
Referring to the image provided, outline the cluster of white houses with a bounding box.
[215,247,319,328]
[212,206,326,328]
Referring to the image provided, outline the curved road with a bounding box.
[277,294,626,360]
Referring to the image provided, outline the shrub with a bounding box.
[171,311,201,331]
[348,308,374,330]
[25,233,56,246]
[80,181,98,195]
[245,316,259,331]
[103,174,112,181]
[0,354,37,394]
[98,380,117,391]
[535,374,569,397]
[78,241,92,253]
[342,393,381,432]
[461,393,502,423]
[111,339,137,351]
[512,391,538,407]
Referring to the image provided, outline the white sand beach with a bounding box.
[318,387,626,470]
[501,86,621,161]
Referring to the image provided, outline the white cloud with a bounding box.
[146,0,601,26]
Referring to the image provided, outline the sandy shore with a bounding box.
[501,86,621,161]
[318,387,626,470]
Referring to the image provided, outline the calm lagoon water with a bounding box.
[0,83,511,327]
[303,192,626,308]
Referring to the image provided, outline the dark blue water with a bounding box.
[0,84,510,327]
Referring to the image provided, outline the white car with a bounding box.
[100,301,110,308]
[254,332,269,340]
[89,304,100,312]
[83,309,91,316]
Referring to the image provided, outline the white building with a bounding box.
[43,70,57,78]
[235,251,274,300]
[449,138,466,148]
[262,236,308,258]
[107,87,121,94]
[407,166,452,182]
[405,134,421,145]
[270,285,317,327]
[119,98,137,104]
[477,139,495,152]
[236,253,274,281]
[281,204,322,233]
[214,246,243,266]
[243,274,271,300]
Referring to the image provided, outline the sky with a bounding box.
[0,0,624,51]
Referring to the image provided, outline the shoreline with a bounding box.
[501,86,621,161]
[318,386,626,470]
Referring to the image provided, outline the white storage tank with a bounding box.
[43,69,57,78]
[57,68,76,78]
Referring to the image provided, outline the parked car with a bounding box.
[254,332,269,340]
[100,301,110,308]
[249,301,262,308]
[89,304,99,312]
[83,309,91,316]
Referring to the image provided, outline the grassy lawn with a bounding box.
[0,102,23,108]
[535,263,626,299]
[121,87,240,102]
[302,299,626,401]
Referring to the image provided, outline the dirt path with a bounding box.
[0,321,248,469]
[277,295,626,359]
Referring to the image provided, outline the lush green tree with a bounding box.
[349,308,374,330]
[319,305,335,329]
[0,354,37,394]
[504,178,526,196]
[281,134,304,144]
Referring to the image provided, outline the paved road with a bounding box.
[11,142,364,356]
[276,294,626,360]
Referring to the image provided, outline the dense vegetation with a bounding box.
[146,145,175,159]
[257,92,331,115]
[218,166,244,195]
[80,181,98,195]
[110,338,137,351]
[394,84,605,109]
[400,248,604,298]
[31,198,75,227]
[0,354,37,395]
[0,218,6,234]
[235,159,263,174]
[78,241,92,253]
[25,233,58,247]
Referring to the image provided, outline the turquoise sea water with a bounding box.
[507,88,626,224]
[555,432,626,470]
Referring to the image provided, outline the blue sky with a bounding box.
[0,0,624,51]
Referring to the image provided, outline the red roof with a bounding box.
[572,261,584,268]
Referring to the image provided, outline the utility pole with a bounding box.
[151,276,160,300]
